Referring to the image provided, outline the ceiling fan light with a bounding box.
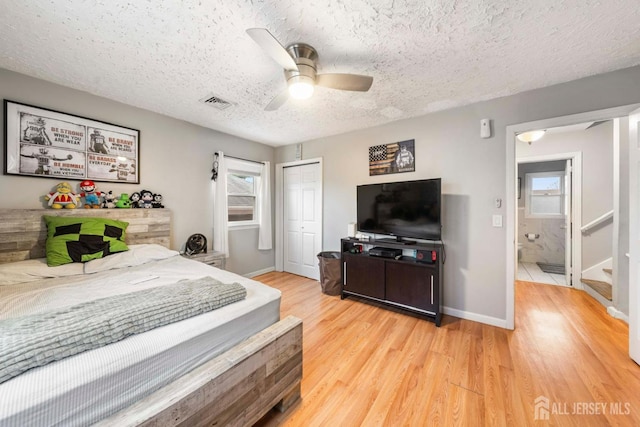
[517,130,546,143]
[289,81,314,99]
[287,74,315,100]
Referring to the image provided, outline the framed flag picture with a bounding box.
[4,100,140,183]
[369,139,415,176]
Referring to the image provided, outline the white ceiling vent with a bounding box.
[199,93,235,110]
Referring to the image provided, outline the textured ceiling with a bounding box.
[1,1,640,146]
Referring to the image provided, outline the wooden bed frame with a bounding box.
[0,209,302,426]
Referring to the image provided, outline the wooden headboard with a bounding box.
[0,209,171,264]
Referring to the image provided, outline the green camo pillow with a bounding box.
[44,216,129,266]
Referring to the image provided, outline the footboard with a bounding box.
[96,315,303,426]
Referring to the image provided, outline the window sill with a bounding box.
[523,214,564,220]
[228,223,259,231]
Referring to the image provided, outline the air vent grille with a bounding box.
[199,93,235,110]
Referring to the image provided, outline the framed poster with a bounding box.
[369,139,415,176]
[4,100,140,183]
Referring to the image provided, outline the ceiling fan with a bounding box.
[247,28,373,111]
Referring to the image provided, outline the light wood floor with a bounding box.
[254,273,640,426]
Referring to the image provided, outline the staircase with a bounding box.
[581,265,628,322]
[581,267,612,302]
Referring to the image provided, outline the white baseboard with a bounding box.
[607,306,629,323]
[244,266,275,278]
[442,306,508,329]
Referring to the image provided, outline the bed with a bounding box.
[0,209,302,427]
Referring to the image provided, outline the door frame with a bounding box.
[516,152,582,289]
[275,157,323,272]
[505,104,640,330]
[628,107,640,364]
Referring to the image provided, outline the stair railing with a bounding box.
[581,210,613,235]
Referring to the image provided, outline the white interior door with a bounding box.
[564,159,572,286]
[283,162,322,280]
[629,108,640,365]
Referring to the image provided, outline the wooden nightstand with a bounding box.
[182,251,226,270]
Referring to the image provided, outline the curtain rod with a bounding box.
[215,152,265,165]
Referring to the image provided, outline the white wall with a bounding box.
[0,68,275,276]
[276,65,640,325]
[517,122,614,271]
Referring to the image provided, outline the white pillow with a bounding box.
[83,244,179,274]
[0,258,84,286]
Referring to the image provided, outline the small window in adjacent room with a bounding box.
[525,171,564,218]
[226,158,262,227]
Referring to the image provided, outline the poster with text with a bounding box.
[4,100,140,183]
[87,126,137,158]
[20,112,87,150]
[87,153,137,182]
[19,144,86,179]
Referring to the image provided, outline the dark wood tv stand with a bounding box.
[340,238,443,326]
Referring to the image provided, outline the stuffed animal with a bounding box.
[139,189,154,208]
[129,192,142,208]
[79,180,103,209]
[45,182,80,209]
[101,191,116,208]
[115,193,132,208]
[152,193,164,208]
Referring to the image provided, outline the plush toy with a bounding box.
[45,182,80,209]
[139,189,154,208]
[79,180,103,209]
[152,193,164,208]
[129,192,142,208]
[101,191,116,208]
[115,193,132,208]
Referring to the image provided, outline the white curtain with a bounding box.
[258,161,273,250]
[213,152,229,257]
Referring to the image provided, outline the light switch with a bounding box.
[492,214,503,227]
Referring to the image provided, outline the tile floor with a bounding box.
[517,262,568,286]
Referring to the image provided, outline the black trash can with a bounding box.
[317,251,342,296]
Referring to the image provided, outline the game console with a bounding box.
[369,246,402,259]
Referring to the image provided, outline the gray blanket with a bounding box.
[0,277,246,384]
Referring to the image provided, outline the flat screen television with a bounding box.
[357,178,441,241]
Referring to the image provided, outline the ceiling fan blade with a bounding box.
[246,28,299,72]
[316,73,373,92]
[265,89,289,111]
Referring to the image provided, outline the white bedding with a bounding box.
[0,253,281,427]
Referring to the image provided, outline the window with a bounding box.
[226,158,262,227]
[228,173,256,222]
[525,171,565,218]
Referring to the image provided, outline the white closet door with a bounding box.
[283,162,322,280]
